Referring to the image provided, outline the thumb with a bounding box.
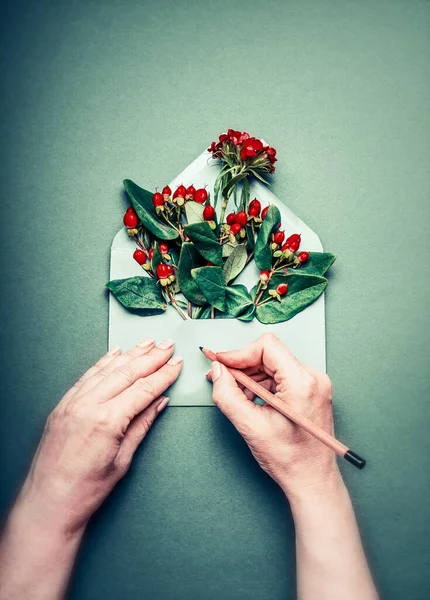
[211,361,257,426]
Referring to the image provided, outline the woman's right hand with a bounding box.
[208,333,342,499]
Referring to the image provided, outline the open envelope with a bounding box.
[109,151,326,406]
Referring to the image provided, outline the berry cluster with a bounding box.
[208,129,277,173]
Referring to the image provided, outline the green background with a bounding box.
[1,0,429,598]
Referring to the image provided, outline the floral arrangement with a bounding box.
[107,129,336,324]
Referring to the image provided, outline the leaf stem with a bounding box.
[188,301,193,318]
[211,305,215,319]
[164,287,187,320]
[256,296,274,308]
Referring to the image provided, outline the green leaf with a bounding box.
[191,266,226,311]
[254,205,281,270]
[255,273,327,324]
[223,243,248,284]
[177,242,206,305]
[197,285,255,321]
[184,222,222,266]
[150,241,163,273]
[123,179,178,241]
[106,276,166,315]
[185,201,205,225]
[295,252,336,276]
[222,172,248,198]
[222,242,237,258]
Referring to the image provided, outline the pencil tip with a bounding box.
[199,346,203,352]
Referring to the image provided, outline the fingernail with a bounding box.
[211,361,222,381]
[139,338,155,348]
[167,355,183,366]
[158,338,175,350]
[107,345,120,356]
[205,369,211,378]
[157,396,169,414]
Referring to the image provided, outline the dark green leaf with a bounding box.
[222,242,237,258]
[222,172,248,198]
[191,266,226,311]
[106,276,166,315]
[151,241,163,273]
[197,285,255,321]
[254,205,281,270]
[255,273,327,324]
[295,252,336,276]
[223,243,248,284]
[184,222,222,266]
[177,242,206,305]
[123,179,178,241]
[185,201,205,225]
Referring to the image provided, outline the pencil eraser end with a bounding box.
[344,450,366,470]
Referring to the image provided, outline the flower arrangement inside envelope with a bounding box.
[107,129,336,325]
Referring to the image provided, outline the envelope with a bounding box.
[109,151,326,405]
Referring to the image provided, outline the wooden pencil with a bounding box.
[200,346,365,470]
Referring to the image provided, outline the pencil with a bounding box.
[200,346,366,470]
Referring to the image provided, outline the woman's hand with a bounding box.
[208,333,341,498]
[0,338,182,600]
[19,337,182,534]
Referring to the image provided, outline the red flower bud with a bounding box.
[152,192,164,207]
[230,223,241,235]
[203,205,215,221]
[298,251,309,263]
[173,185,187,199]
[226,212,236,225]
[162,185,172,196]
[283,233,301,253]
[276,283,288,296]
[260,270,270,282]
[248,199,261,216]
[273,231,285,245]
[159,243,169,254]
[156,263,170,279]
[126,206,135,213]
[235,211,248,227]
[123,209,138,228]
[133,249,146,265]
[194,188,208,204]
[261,206,269,219]
[186,184,196,197]
[149,249,154,260]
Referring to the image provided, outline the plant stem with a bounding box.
[220,197,228,225]
[255,289,265,305]
[188,301,193,318]
[165,288,187,320]
[211,305,215,319]
[256,297,274,308]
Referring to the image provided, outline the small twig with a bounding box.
[188,301,193,318]
[211,305,215,319]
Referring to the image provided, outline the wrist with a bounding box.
[279,465,345,508]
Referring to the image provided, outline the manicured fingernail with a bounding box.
[211,361,222,381]
[139,338,155,348]
[167,355,183,366]
[107,345,120,356]
[158,338,175,350]
[157,396,169,414]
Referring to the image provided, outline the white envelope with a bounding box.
[109,151,326,405]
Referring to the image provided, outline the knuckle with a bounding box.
[135,377,157,399]
[261,332,279,345]
[115,364,136,384]
[316,372,333,401]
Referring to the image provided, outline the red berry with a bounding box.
[249,199,261,215]
[133,249,146,265]
[261,206,269,219]
[194,188,208,204]
[298,251,309,263]
[230,223,241,235]
[159,242,169,254]
[260,270,270,282]
[277,283,288,296]
[203,205,215,221]
[156,263,170,279]
[206,262,213,266]
[186,185,196,197]
[165,264,174,276]
[162,185,172,196]
[235,211,248,227]
[173,185,187,199]
[273,231,285,245]
[283,233,301,253]
[126,206,135,213]
[226,212,236,225]
[149,249,154,260]
[123,210,138,228]
[152,192,164,207]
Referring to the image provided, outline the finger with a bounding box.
[86,339,176,403]
[116,396,169,468]
[211,361,258,425]
[112,356,182,421]
[243,377,274,401]
[216,333,302,381]
[61,346,122,404]
[74,338,155,399]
